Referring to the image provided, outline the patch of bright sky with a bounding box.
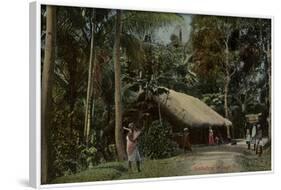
[153,14,192,45]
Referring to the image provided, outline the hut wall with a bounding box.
[173,126,228,146]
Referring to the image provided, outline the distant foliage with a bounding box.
[139,120,179,159]
[201,93,224,112]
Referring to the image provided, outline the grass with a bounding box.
[119,155,193,180]
[52,162,128,184]
[52,155,193,184]
[51,145,272,184]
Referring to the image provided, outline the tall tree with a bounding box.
[41,5,56,184]
[258,19,271,141]
[257,19,272,141]
[233,18,271,139]
[220,19,238,139]
[190,16,240,139]
[114,10,126,160]
[84,9,96,144]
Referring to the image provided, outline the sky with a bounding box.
[154,14,193,45]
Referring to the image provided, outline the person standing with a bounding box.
[123,123,142,172]
[183,128,192,152]
[251,124,257,151]
[208,127,215,145]
[256,124,263,156]
[215,135,220,145]
[245,128,251,150]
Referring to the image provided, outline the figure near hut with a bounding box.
[183,128,192,152]
[208,127,215,145]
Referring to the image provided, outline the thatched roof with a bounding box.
[155,89,232,128]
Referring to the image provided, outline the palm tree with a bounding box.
[84,9,96,144]
[114,10,127,160]
[113,10,183,160]
[41,5,56,184]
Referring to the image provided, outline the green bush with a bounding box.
[139,120,179,159]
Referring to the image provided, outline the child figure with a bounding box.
[215,136,220,145]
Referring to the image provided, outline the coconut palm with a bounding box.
[113,10,183,160]
[41,5,56,184]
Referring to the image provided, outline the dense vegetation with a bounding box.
[41,5,271,183]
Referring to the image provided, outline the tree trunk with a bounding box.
[107,104,111,124]
[266,41,271,141]
[224,78,230,119]
[114,10,126,161]
[224,77,231,139]
[41,5,56,184]
[157,89,163,126]
[224,40,231,139]
[84,9,96,144]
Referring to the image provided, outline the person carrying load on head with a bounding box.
[251,124,257,151]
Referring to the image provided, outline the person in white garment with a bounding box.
[123,123,142,172]
[251,124,257,151]
[246,128,251,150]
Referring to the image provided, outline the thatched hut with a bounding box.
[155,89,232,144]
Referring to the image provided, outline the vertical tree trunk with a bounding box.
[158,100,163,126]
[224,76,231,139]
[114,10,126,160]
[224,40,231,140]
[138,71,143,92]
[84,9,96,144]
[41,5,56,184]
[266,41,271,141]
[224,37,231,139]
[224,78,230,119]
[157,89,163,126]
[224,79,229,118]
[107,104,111,124]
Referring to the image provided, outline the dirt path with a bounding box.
[180,142,251,175]
[189,150,243,174]
[119,142,252,179]
[119,143,252,179]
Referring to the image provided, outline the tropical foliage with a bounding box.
[41,5,271,183]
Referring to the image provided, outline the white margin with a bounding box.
[30,1,42,188]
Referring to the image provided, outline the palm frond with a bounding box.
[123,11,183,38]
[121,33,145,69]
